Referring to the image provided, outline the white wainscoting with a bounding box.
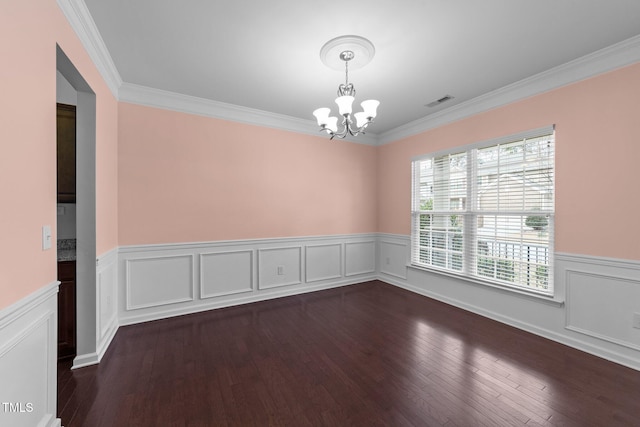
[96,248,118,363]
[376,233,640,371]
[345,240,376,276]
[306,243,342,283]
[112,233,640,370]
[378,234,410,280]
[258,246,302,290]
[125,254,194,310]
[560,253,640,353]
[0,282,61,427]
[200,250,253,299]
[117,234,378,325]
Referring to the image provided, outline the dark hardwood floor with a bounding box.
[58,280,640,426]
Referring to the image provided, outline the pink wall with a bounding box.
[118,103,377,245]
[0,0,118,310]
[1,0,637,311]
[377,63,640,261]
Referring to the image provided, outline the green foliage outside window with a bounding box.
[477,257,515,282]
[535,265,548,289]
[525,214,548,230]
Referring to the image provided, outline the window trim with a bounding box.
[407,262,564,305]
[410,125,556,298]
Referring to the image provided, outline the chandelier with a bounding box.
[313,36,379,140]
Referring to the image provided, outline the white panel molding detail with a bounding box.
[559,252,640,354]
[556,252,640,271]
[96,248,118,363]
[125,254,195,310]
[200,250,254,299]
[56,0,122,98]
[305,243,343,283]
[118,233,377,254]
[258,246,303,290]
[117,234,377,326]
[0,281,60,427]
[565,270,640,352]
[345,240,376,277]
[378,234,410,280]
[378,34,640,145]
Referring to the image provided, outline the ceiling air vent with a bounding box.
[426,95,454,108]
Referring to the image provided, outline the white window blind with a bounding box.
[411,127,555,295]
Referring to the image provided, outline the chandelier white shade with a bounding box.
[313,36,379,140]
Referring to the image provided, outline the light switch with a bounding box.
[42,225,52,250]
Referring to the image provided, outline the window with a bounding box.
[411,127,555,295]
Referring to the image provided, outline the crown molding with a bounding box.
[119,83,379,146]
[58,1,638,147]
[55,0,378,145]
[378,34,640,145]
[56,0,122,98]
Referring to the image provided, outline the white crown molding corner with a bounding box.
[378,34,640,145]
[118,83,380,146]
[56,0,122,98]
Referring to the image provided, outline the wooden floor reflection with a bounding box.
[58,280,640,426]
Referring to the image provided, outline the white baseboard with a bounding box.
[376,234,640,371]
[96,248,118,362]
[73,248,119,370]
[72,351,99,370]
[38,413,62,427]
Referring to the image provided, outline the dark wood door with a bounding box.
[57,103,76,203]
[57,261,76,360]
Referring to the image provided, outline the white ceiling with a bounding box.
[82,0,640,137]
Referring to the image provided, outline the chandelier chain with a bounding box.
[345,60,349,86]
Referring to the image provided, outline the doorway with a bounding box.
[56,101,77,360]
[56,45,98,371]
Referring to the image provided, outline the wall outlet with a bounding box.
[277,266,284,276]
[633,313,640,329]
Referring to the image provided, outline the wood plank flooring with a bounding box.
[58,281,640,426]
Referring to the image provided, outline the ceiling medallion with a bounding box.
[313,35,379,140]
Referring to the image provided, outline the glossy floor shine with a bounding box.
[58,281,640,426]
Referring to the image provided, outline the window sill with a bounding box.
[407,263,565,306]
